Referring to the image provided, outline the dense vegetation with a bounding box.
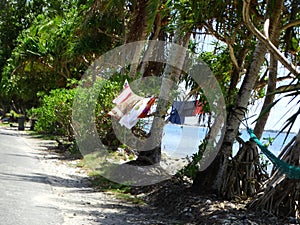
[0,0,299,220]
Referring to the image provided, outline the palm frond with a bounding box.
[103,0,125,12]
[256,86,300,145]
[254,98,281,122]
[275,106,300,144]
[145,0,160,33]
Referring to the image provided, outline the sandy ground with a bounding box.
[7,127,294,225]
[17,130,177,225]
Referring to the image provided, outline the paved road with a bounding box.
[0,128,64,225]
[0,127,178,225]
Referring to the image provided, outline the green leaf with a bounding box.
[253,99,281,123]
[291,37,298,51]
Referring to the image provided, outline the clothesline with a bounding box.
[108,81,205,129]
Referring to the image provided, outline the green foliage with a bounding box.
[262,136,275,148]
[29,75,126,146]
[257,136,274,171]
[0,0,82,73]
[199,49,232,95]
[144,0,160,33]
[0,1,86,110]
[72,0,124,57]
[180,47,233,112]
[28,88,76,137]
[177,140,207,179]
[0,0,299,187]
[94,77,124,148]
[0,0,31,70]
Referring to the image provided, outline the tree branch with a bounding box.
[204,23,240,70]
[274,83,300,94]
[281,19,300,31]
[97,28,121,40]
[242,0,299,77]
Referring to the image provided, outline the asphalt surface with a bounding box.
[0,128,64,225]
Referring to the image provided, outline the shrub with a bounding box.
[29,88,76,138]
[29,76,126,148]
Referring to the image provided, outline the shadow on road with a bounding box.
[0,172,91,189]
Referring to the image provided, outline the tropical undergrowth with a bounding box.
[28,75,129,155]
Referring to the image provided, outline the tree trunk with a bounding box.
[253,54,277,139]
[126,0,160,77]
[227,48,248,104]
[192,0,285,199]
[253,4,282,139]
[192,41,268,197]
[135,32,191,164]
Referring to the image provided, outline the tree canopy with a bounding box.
[0,0,299,219]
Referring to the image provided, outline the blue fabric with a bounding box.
[169,101,197,124]
[169,106,185,125]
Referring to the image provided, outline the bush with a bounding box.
[29,76,126,148]
[29,88,76,138]
[73,76,124,150]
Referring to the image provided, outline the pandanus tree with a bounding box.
[188,0,300,203]
[246,0,300,217]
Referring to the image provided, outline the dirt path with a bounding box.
[16,130,177,225]
[3,127,294,225]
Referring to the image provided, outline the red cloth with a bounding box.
[193,101,204,115]
[138,97,156,118]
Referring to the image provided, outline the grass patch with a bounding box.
[80,152,144,205]
[0,122,17,127]
[88,171,145,205]
[26,130,60,140]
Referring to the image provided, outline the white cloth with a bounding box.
[108,86,143,120]
[119,97,151,129]
[112,86,132,105]
[108,81,153,129]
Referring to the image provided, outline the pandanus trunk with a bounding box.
[192,0,285,198]
[248,128,300,218]
[192,42,267,196]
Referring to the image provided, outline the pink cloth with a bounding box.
[108,82,154,129]
[108,86,143,120]
[119,97,151,129]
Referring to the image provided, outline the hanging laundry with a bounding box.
[108,81,156,129]
[173,101,195,117]
[112,83,131,105]
[119,97,151,129]
[193,100,204,115]
[138,97,156,118]
[169,106,185,125]
[108,84,143,120]
[169,100,205,125]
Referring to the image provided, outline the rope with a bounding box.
[247,128,300,179]
[231,109,300,179]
